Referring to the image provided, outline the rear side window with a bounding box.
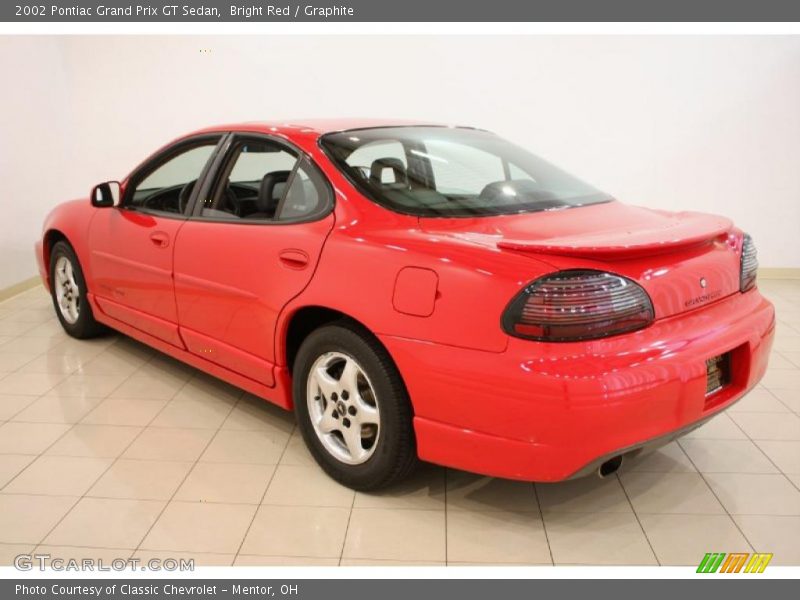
[277,160,328,221]
[228,143,297,184]
[199,138,331,223]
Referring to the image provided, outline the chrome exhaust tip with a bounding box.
[597,455,623,478]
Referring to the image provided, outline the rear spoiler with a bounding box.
[497,216,734,259]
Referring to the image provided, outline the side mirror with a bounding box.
[91,181,120,208]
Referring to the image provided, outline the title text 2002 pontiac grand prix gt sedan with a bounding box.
[36,120,775,490]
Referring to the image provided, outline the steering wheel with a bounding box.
[178,180,197,214]
[218,185,238,216]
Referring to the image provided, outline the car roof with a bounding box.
[188,118,467,139]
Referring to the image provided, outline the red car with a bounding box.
[35,120,775,490]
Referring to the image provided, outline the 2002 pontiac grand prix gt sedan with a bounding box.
[35,119,775,490]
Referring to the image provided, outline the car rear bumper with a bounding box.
[379,288,775,481]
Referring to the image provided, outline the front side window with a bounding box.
[201,138,329,222]
[128,142,218,214]
[321,127,612,217]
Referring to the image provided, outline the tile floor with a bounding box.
[0,280,799,567]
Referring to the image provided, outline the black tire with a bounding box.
[293,321,417,491]
[49,240,106,339]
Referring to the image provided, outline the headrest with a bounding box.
[369,158,407,186]
[258,170,292,214]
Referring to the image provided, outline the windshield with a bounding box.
[320,127,612,217]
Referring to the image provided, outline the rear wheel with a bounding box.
[49,240,105,339]
[293,322,417,490]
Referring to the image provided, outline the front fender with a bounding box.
[39,198,99,289]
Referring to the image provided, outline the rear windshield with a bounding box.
[320,127,612,217]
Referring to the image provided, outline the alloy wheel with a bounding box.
[54,255,80,324]
[306,351,381,465]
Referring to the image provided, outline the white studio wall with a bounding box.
[1,35,799,290]
[0,37,72,289]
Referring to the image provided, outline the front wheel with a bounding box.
[293,322,417,491]
[49,240,105,339]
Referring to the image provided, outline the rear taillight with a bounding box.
[502,270,655,342]
[740,233,758,292]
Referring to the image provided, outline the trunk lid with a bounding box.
[419,201,742,319]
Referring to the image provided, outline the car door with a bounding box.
[87,134,225,346]
[172,134,335,386]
